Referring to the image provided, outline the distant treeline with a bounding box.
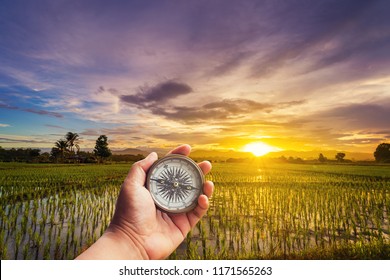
[0,147,44,163]
[0,147,144,163]
[1,142,389,164]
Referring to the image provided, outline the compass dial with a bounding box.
[146,154,204,213]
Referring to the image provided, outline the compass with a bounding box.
[146,154,204,213]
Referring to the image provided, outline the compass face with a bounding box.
[146,154,204,213]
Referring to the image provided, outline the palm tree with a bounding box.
[54,140,68,159]
[65,132,80,154]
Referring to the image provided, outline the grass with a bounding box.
[0,161,389,259]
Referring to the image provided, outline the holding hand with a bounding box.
[76,144,214,260]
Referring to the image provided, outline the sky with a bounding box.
[0,0,389,154]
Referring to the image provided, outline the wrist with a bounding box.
[76,224,149,260]
[104,224,150,260]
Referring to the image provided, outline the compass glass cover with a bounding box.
[146,155,204,213]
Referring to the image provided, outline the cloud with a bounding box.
[153,132,215,145]
[208,51,255,77]
[120,81,193,108]
[24,108,63,118]
[277,100,307,108]
[0,137,45,144]
[1,0,389,152]
[203,99,270,112]
[360,130,390,136]
[0,123,11,127]
[149,98,306,124]
[118,78,306,124]
[81,125,148,138]
[314,102,390,130]
[247,0,388,80]
[45,124,66,129]
[0,103,63,118]
[149,99,269,123]
[278,101,390,150]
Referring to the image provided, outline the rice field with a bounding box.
[0,160,389,259]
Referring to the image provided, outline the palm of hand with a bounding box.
[110,145,213,259]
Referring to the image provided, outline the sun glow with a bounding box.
[243,142,280,157]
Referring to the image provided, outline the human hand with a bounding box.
[76,144,213,260]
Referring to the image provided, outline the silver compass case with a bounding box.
[146,154,205,213]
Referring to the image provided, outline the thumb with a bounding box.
[124,152,158,187]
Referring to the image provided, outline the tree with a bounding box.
[374,143,390,163]
[53,140,68,161]
[0,147,41,162]
[335,152,346,162]
[65,132,80,154]
[50,132,81,163]
[318,153,327,163]
[94,135,111,163]
[38,152,51,163]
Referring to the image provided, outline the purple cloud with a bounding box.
[0,103,63,118]
[120,81,193,108]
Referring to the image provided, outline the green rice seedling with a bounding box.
[1,162,389,260]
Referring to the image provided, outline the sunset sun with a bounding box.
[243,142,280,157]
